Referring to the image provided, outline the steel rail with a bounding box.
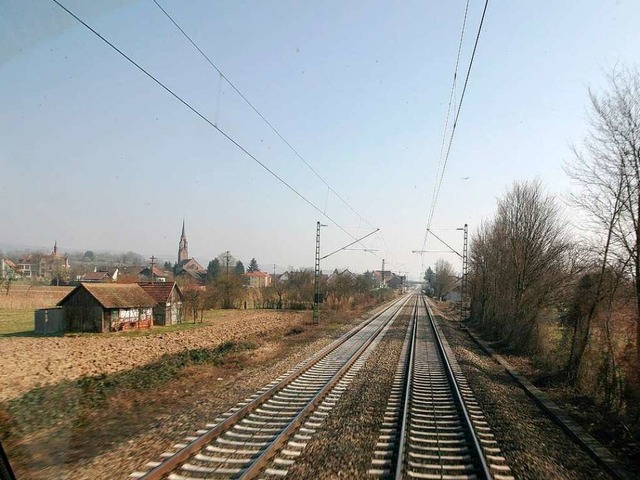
[422,295,493,479]
[393,295,418,480]
[136,294,410,480]
[240,295,412,478]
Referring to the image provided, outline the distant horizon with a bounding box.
[0,238,416,277]
[0,238,383,276]
[3,2,639,282]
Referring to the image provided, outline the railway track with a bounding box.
[370,295,513,479]
[131,294,413,480]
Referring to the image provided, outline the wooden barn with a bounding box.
[137,282,184,326]
[57,283,156,332]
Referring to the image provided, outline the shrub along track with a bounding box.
[433,300,623,480]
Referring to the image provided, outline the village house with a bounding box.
[245,271,271,288]
[0,258,18,278]
[137,282,184,325]
[15,260,33,278]
[372,270,404,289]
[327,268,358,284]
[78,267,120,283]
[79,271,111,283]
[38,240,70,278]
[96,266,119,281]
[138,266,168,283]
[57,283,156,332]
[14,241,70,280]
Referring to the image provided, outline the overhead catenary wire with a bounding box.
[51,0,378,252]
[420,0,489,270]
[420,0,470,257]
[151,0,376,232]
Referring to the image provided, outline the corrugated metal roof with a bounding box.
[137,282,182,303]
[58,283,157,308]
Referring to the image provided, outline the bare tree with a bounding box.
[433,259,456,299]
[469,180,570,352]
[565,66,640,371]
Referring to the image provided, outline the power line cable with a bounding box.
[51,0,374,248]
[420,0,469,257]
[151,0,376,231]
[420,0,489,261]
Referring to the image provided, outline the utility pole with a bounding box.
[150,256,156,285]
[460,224,468,323]
[312,222,322,325]
[381,259,385,288]
[398,270,409,293]
[224,251,231,276]
[311,222,378,324]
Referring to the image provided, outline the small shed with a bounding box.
[57,283,157,332]
[137,282,184,326]
[34,307,65,334]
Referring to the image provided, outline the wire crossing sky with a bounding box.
[150,0,377,232]
[421,0,488,264]
[1,1,639,278]
[420,0,470,269]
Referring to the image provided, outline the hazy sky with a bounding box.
[1,1,639,279]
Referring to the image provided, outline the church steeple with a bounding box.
[178,220,189,263]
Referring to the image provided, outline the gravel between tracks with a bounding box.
[435,310,614,480]
[285,304,413,479]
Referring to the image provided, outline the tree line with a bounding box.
[181,262,394,322]
[467,67,640,431]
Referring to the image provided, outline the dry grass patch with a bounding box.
[0,285,71,310]
[0,310,34,336]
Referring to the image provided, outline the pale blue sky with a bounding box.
[1,1,639,278]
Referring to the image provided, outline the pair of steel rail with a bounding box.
[134,293,510,479]
[132,294,412,479]
[374,295,511,480]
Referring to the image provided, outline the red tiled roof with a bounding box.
[137,282,182,303]
[139,266,167,277]
[58,283,156,308]
[245,271,270,277]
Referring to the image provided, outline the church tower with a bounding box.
[178,220,189,263]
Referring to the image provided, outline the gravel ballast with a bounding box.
[434,309,615,480]
[284,302,413,479]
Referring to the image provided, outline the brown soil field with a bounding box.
[0,304,378,479]
[0,309,310,402]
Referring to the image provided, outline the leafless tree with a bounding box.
[469,180,570,352]
[433,259,456,299]
[565,66,640,372]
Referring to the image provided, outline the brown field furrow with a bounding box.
[0,310,308,402]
